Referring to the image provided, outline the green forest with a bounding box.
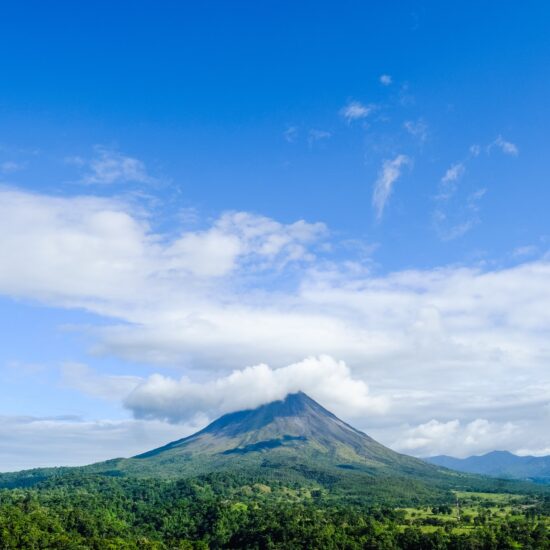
[1,473,548,549]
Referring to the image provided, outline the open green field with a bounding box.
[398,491,550,539]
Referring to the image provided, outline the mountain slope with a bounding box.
[110,391,443,480]
[425,451,550,484]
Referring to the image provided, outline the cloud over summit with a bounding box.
[124,355,388,423]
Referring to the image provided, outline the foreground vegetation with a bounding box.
[0,473,548,549]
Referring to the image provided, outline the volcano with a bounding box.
[130,391,433,474]
[1,392,535,502]
[84,392,451,494]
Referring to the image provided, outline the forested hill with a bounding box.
[0,472,549,548]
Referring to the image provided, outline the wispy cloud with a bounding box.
[403,119,428,142]
[68,146,156,185]
[468,188,486,208]
[340,100,375,123]
[372,154,411,220]
[489,135,519,156]
[0,161,23,174]
[432,135,511,242]
[283,126,298,143]
[434,160,485,240]
[379,74,392,86]
[441,163,465,185]
[469,144,481,157]
[307,129,332,147]
[437,162,465,200]
[432,134,518,242]
[435,189,486,241]
[433,214,475,241]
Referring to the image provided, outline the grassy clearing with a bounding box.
[397,491,550,535]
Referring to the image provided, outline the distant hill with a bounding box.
[1,393,547,503]
[425,450,550,484]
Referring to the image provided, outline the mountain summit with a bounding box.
[136,391,383,460]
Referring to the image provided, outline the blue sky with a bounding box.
[1,1,550,470]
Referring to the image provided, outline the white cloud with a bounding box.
[380,74,392,86]
[490,135,519,156]
[372,154,411,219]
[68,146,156,185]
[125,355,388,423]
[372,382,549,457]
[0,188,326,306]
[213,211,326,269]
[340,100,375,122]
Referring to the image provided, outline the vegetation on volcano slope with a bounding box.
[0,473,549,549]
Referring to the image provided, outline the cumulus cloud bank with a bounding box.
[124,355,388,423]
[395,418,521,458]
[0,188,325,306]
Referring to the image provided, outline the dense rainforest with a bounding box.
[0,472,548,549]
